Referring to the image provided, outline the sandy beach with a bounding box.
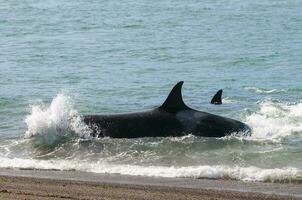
[0,169,301,200]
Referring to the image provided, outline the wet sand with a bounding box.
[0,168,301,200]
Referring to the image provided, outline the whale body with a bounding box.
[83,82,251,138]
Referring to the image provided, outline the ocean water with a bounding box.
[0,0,302,182]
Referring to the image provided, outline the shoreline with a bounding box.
[0,168,301,199]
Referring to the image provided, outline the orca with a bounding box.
[83,82,251,138]
[211,89,223,105]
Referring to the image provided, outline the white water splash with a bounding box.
[25,94,91,145]
[0,157,300,182]
[246,101,302,140]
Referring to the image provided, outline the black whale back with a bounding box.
[84,109,183,138]
[83,82,251,138]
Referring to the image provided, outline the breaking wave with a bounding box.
[246,101,302,141]
[0,157,301,182]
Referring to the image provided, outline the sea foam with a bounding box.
[246,101,302,141]
[0,156,300,182]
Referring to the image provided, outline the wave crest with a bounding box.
[246,101,302,140]
[0,156,300,182]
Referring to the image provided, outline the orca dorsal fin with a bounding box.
[159,81,190,113]
[210,89,223,105]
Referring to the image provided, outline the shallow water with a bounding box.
[0,0,302,182]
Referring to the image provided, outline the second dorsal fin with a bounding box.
[210,89,223,105]
[159,81,190,113]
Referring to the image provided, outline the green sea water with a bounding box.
[0,0,302,182]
